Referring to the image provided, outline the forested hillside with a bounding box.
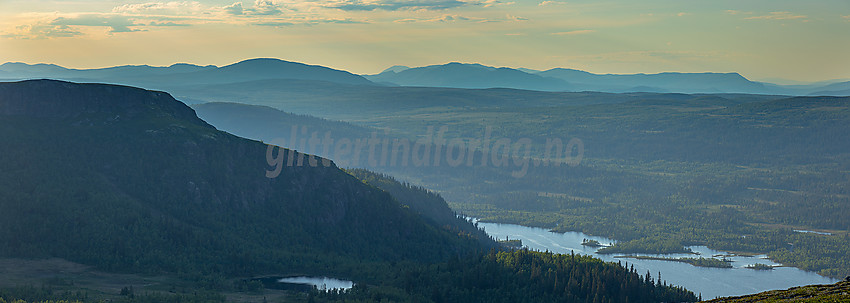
[0,251,697,303]
[193,91,850,280]
[0,79,478,280]
[347,169,494,247]
[0,80,696,302]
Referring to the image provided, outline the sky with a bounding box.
[1,0,848,83]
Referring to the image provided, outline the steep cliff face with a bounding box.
[0,80,207,124]
[0,80,479,277]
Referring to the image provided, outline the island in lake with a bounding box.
[581,239,604,247]
[745,263,775,270]
[616,256,733,268]
[499,237,523,249]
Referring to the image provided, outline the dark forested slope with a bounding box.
[347,169,494,247]
[0,80,697,303]
[0,79,476,278]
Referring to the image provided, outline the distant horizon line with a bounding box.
[2,58,847,85]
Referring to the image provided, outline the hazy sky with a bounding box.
[1,0,848,82]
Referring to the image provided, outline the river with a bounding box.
[474,220,838,299]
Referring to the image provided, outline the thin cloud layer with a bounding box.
[222,2,244,15]
[327,0,470,11]
[1,0,516,39]
[1,0,847,82]
[51,14,142,33]
[2,1,348,39]
[724,10,751,15]
[250,0,285,15]
[394,14,478,23]
[2,24,83,39]
[539,1,566,6]
[112,1,205,15]
[550,29,595,35]
[745,11,807,21]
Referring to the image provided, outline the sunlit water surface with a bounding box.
[475,220,838,299]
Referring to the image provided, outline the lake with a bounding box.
[474,219,839,299]
[254,276,354,292]
[278,276,354,292]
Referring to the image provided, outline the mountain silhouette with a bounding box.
[366,62,571,91]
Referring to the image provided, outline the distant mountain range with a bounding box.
[366,62,572,91]
[536,68,765,93]
[0,58,373,89]
[0,62,215,82]
[368,62,849,95]
[1,58,848,96]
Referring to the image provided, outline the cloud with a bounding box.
[551,29,595,35]
[394,14,477,23]
[2,24,84,39]
[112,1,282,17]
[676,12,690,17]
[725,10,754,16]
[253,21,294,27]
[506,14,528,21]
[744,11,807,21]
[434,14,469,21]
[328,0,471,11]
[51,14,142,33]
[222,2,244,15]
[250,0,283,15]
[325,19,368,24]
[477,0,511,8]
[147,21,190,26]
[2,0,507,39]
[112,1,204,15]
[538,1,565,6]
[395,13,519,23]
[843,15,850,21]
[254,16,368,26]
[1,10,206,39]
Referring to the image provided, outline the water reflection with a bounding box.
[274,276,354,292]
[476,219,838,299]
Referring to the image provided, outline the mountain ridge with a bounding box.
[0,79,208,123]
[543,68,766,94]
[368,62,782,94]
[366,62,571,91]
[0,58,374,88]
[3,59,849,96]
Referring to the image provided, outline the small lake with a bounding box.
[475,219,839,299]
[278,276,354,292]
[255,276,354,292]
[794,229,832,235]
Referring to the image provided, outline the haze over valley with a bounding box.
[1,0,849,302]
